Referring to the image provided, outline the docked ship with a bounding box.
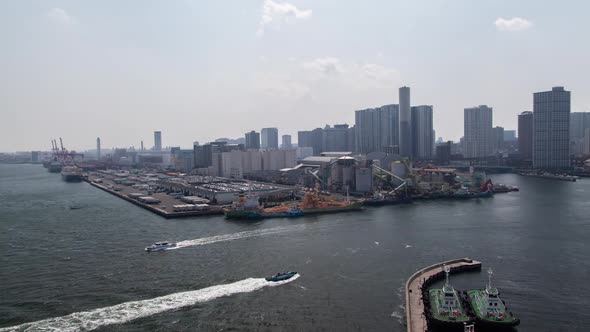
[464,268,520,329]
[363,193,412,206]
[48,159,63,173]
[298,191,363,215]
[223,193,304,220]
[224,190,362,219]
[518,171,578,182]
[424,265,473,330]
[61,165,83,182]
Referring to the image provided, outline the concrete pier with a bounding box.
[85,179,224,219]
[405,258,482,332]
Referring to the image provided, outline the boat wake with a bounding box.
[171,224,310,250]
[0,275,299,332]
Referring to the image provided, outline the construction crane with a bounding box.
[371,163,407,194]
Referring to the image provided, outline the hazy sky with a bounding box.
[2,0,589,152]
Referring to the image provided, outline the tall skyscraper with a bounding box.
[261,128,279,150]
[96,137,101,160]
[154,131,162,151]
[398,86,412,158]
[463,105,493,158]
[492,126,505,151]
[323,124,352,152]
[411,105,433,159]
[518,111,533,159]
[245,131,260,150]
[281,135,292,149]
[570,112,590,155]
[533,86,571,169]
[354,104,399,154]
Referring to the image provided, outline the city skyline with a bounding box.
[2,1,590,152]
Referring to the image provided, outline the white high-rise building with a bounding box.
[96,137,101,160]
[354,104,399,154]
[261,128,279,150]
[533,86,571,169]
[398,86,412,158]
[463,105,493,158]
[411,105,433,159]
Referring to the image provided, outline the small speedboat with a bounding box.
[265,271,297,282]
[145,241,177,252]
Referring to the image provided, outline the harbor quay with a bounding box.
[83,170,295,219]
[405,258,482,332]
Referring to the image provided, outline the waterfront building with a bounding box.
[154,131,162,152]
[323,124,352,152]
[463,105,493,158]
[518,111,533,160]
[533,87,571,169]
[492,126,504,152]
[96,137,101,160]
[399,86,412,158]
[570,112,590,155]
[261,128,279,150]
[194,141,243,169]
[245,131,260,150]
[262,149,296,171]
[436,141,452,165]
[355,104,399,154]
[281,135,292,149]
[411,105,433,159]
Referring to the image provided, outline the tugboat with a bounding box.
[265,271,298,282]
[465,268,520,328]
[145,241,177,252]
[425,265,473,329]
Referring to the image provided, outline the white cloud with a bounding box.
[257,0,312,36]
[47,8,76,25]
[252,57,400,101]
[302,57,343,77]
[302,57,399,87]
[494,17,532,31]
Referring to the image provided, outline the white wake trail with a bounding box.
[0,275,299,332]
[172,224,309,249]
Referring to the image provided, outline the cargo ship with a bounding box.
[298,190,363,215]
[424,265,473,330]
[61,165,83,182]
[464,268,520,329]
[48,159,63,173]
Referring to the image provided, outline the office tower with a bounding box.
[533,86,571,169]
[492,126,504,151]
[298,131,313,148]
[245,131,261,150]
[154,131,162,151]
[518,111,533,159]
[463,105,493,158]
[570,112,590,155]
[281,135,292,149]
[354,104,399,154]
[411,105,433,159]
[261,128,279,150]
[96,137,101,160]
[399,86,412,157]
